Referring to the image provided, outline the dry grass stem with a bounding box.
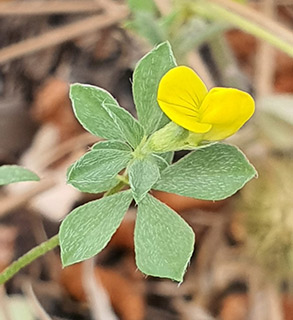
[0,132,98,218]
[0,287,12,320]
[22,281,53,320]
[248,271,283,320]
[34,132,97,171]
[0,4,128,64]
[255,0,276,97]
[0,1,102,15]
[82,258,118,320]
[0,178,56,218]
[208,0,293,48]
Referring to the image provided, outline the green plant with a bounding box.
[0,165,39,186]
[0,42,256,284]
[126,0,293,60]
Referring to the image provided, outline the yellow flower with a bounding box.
[157,66,255,141]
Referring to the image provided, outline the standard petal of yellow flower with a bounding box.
[157,66,211,133]
[200,87,255,140]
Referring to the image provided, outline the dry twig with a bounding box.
[0,4,128,64]
[22,281,53,320]
[208,0,293,49]
[0,287,12,320]
[255,0,276,97]
[0,178,56,218]
[82,258,118,320]
[0,1,102,15]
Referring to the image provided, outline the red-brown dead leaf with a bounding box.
[226,30,257,65]
[109,217,135,251]
[153,191,227,212]
[0,225,18,272]
[60,263,145,320]
[219,293,248,320]
[283,295,293,320]
[31,78,83,140]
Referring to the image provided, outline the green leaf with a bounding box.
[67,149,132,193]
[151,154,169,171]
[0,165,39,186]
[70,84,144,148]
[127,12,166,45]
[128,157,160,203]
[60,190,133,266]
[154,143,257,200]
[92,140,132,152]
[133,42,177,135]
[127,0,158,14]
[157,151,174,165]
[135,194,195,282]
[173,19,228,59]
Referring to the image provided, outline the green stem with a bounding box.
[0,234,59,285]
[0,178,129,285]
[193,0,293,58]
[104,178,128,196]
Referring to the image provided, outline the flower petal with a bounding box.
[157,66,210,133]
[200,88,255,140]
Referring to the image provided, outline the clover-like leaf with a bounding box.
[91,140,132,152]
[154,143,257,200]
[60,190,133,266]
[133,41,177,135]
[70,84,144,148]
[67,149,132,193]
[135,194,195,281]
[128,157,160,203]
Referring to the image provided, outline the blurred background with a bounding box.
[0,0,293,319]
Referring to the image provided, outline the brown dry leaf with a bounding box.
[109,214,135,251]
[226,30,257,71]
[0,225,17,272]
[93,28,120,61]
[153,191,227,212]
[283,295,293,320]
[274,52,293,93]
[219,293,248,320]
[61,263,145,320]
[274,73,293,93]
[31,78,83,141]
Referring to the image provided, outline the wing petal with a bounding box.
[200,88,255,140]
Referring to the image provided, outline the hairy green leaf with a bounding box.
[151,154,169,171]
[135,194,195,282]
[127,0,158,13]
[60,190,133,266]
[70,84,144,148]
[154,143,257,200]
[92,140,132,152]
[133,42,177,135]
[0,165,39,186]
[158,151,174,165]
[67,149,132,193]
[128,157,160,203]
[127,12,166,45]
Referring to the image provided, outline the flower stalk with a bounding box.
[0,234,59,285]
[0,177,129,286]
